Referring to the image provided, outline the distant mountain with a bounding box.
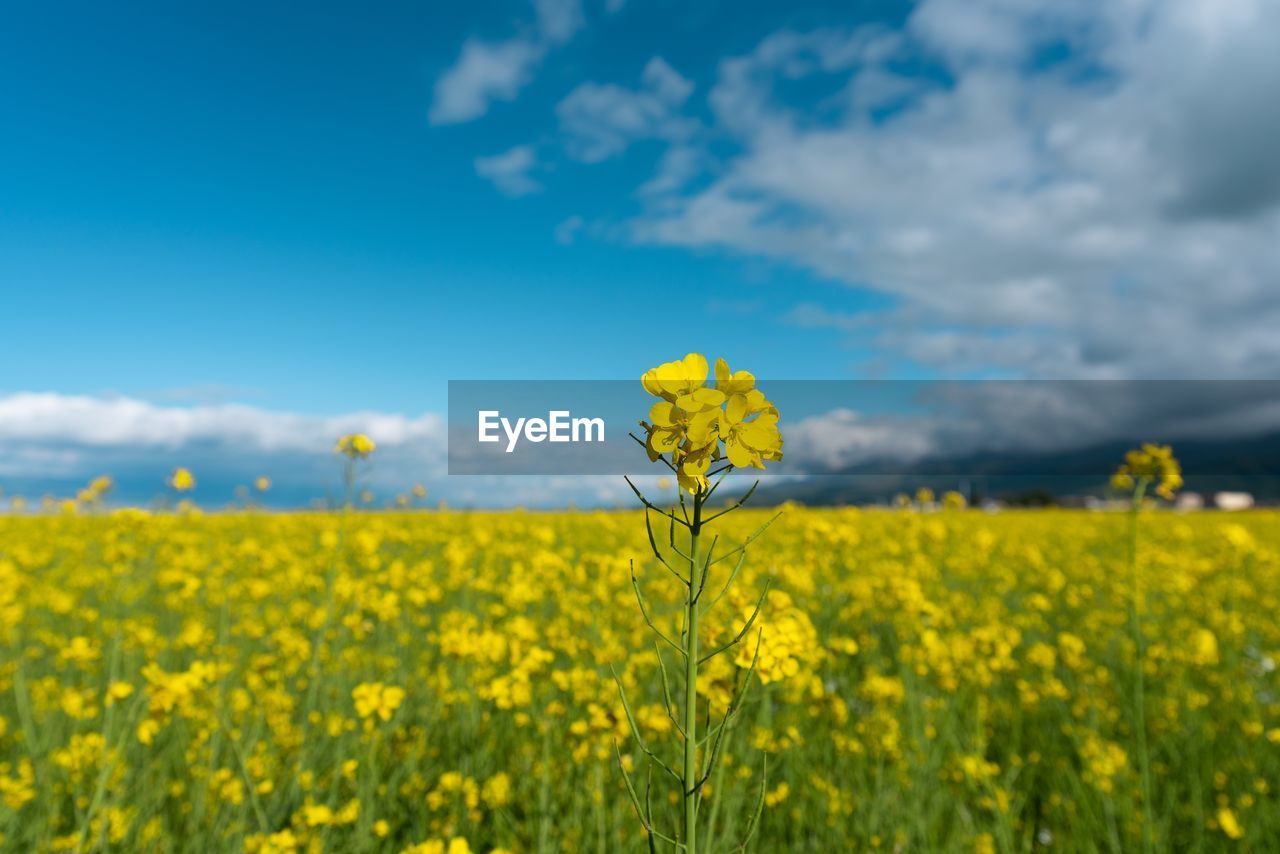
[756,431,1280,506]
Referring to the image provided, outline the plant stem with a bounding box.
[684,489,704,853]
[1129,478,1153,854]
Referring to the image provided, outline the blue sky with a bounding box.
[2,0,1279,505]
[0,0,910,417]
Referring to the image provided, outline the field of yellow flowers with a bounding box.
[2,505,1279,851]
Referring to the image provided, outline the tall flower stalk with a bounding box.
[615,353,783,854]
[1111,444,1181,854]
[335,433,376,508]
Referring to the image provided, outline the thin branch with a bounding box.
[691,536,717,606]
[614,741,682,848]
[625,476,688,527]
[631,562,685,656]
[666,510,693,562]
[702,480,761,525]
[698,580,771,666]
[643,767,657,854]
[709,513,782,567]
[703,466,735,502]
[645,508,689,585]
[732,753,769,853]
[630,431,678,473]
[705,548,748,613]
[654,642,686,740]
[698,629,762,750]
[612,667,684,785]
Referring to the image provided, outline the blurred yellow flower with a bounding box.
[335,433,377,459]
[170,467,196,492]
[1112,444,1182,499]
[352,682,405,721]
[1217,806,1244,839]
[254,476,271,492]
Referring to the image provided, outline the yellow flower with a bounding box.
[254,476,271,492]
[170,467,196,492]
[1190,629,1219,666]
[482,772,512,808]
[640,353,783,491]
[1112,444,1182,499]
[302,803,333,827]
[137,718,161,745]
[352,682,405,721]
[401,839,471,854]
[1217,806,1244,840]
[641,352,709,401]
[105,681,134,706]
[335,433,377,459]
[764,781,790,806]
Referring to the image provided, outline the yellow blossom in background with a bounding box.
[1112,443,1182,499]
[105,681,134,706]
[481,772,512,808]
[402,837,472,854]
[255,476,271,492]
[1217,806,1244,840]
[352,682,405,721]
[0,479,1277,850]
[169,467,196,492]
[335,433,376,459]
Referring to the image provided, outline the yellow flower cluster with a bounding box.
[640,353,782,491]
[1,504,1276,848]
[351,681,405,722]
[335,432,377,459]
[169,466,196,492]
[1111,443,1183,499]
[724,589,822,684]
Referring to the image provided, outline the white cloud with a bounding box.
[535,0,584,44]
[0,392,688,508]
[624,0,1280,380]
[0,392,446,503]
[0,392,442,454]
[554,214,585,244]
[785,407,936,471]
[429,38,545,126]
[558,57,695,162]
[475,145,543,196]
[430,0,584,126]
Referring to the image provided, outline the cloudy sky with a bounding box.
[2,0,1279,505]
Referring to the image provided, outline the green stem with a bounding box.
[1129,478,1154,854]
[538,727,552,854]
[684,489,704,854]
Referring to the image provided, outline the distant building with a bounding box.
[1214,491,1255,511]
[1175,492,1204,511]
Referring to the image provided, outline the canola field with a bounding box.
[1,506,1278,852]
